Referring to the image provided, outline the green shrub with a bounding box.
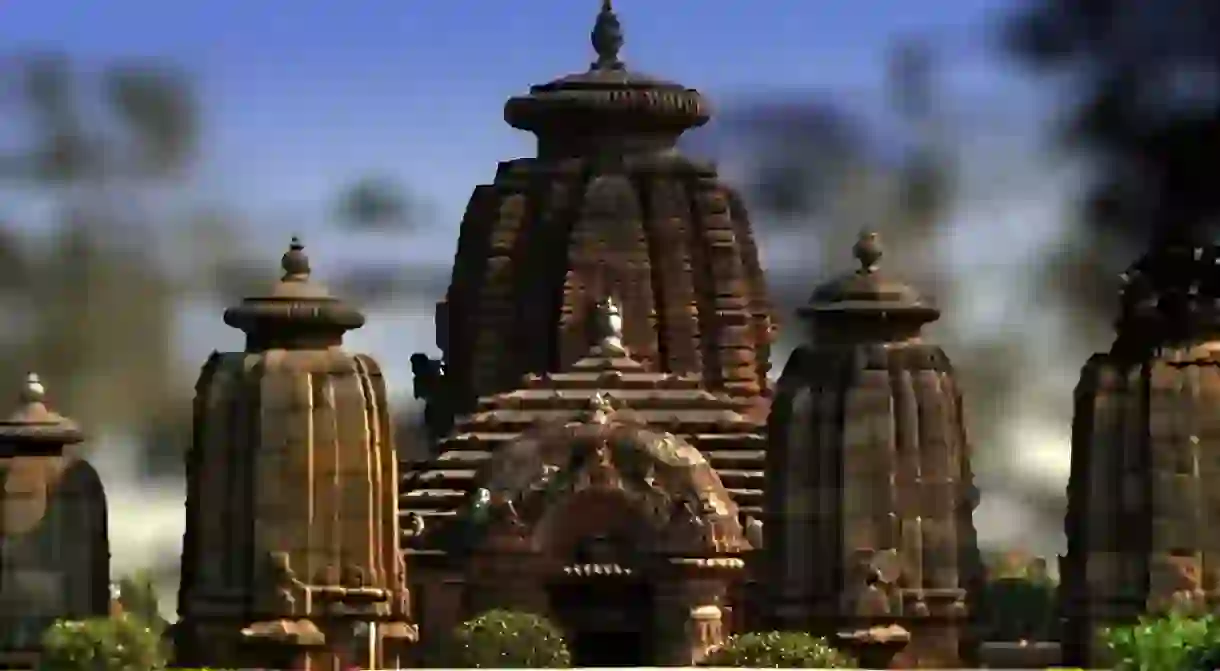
[445,609,570,668]
[115,571,169,634]
[1102,613,1220,671]
[701,630,857,668]
[39,614,168,671]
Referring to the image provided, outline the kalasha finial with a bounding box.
[19,372,45,405]
[853,231,883,273]
[281,236,310,281]
[590,0,624,70]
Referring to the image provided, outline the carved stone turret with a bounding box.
[765,232,981,668]
[1061,238,1220,667]
[0,374,108,665]
[414,0,775,451]
[175,238,413,671]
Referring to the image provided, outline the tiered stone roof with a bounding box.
[400,300,766,549]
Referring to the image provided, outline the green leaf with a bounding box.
[700,630,857,668]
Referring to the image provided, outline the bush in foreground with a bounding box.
[39,614,167,671]
[1102,613,1220,671]
[701,630,857,668]
[445,609,571,668]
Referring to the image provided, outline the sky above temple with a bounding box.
[1,0,1074,592]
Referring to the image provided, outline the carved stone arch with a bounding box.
[469,417,751,564]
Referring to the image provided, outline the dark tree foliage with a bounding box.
[1005,0,1220,245]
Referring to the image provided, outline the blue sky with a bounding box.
[0,0,1035,235]
[1,1,1078,575]
[0,0,1056,362]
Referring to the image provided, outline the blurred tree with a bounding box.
[1,53,433,482]
[1005,0,1220,326]
[115,570,169,632]
[0,53,198,454]
[334,175,416,231]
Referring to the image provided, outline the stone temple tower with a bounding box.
[765,232,982,668]
[0,373,108,666]
[1062,237,1220,667]
[413,0,776,445]
[175,238,413,671]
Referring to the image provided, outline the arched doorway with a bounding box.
[547,535,655,667]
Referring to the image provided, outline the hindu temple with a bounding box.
[410,0,776,452]
[1062,231,1220,667]
[174,238,414,671]
[0,373,109,669]
[400,0,781,665]
[765,232,982,668]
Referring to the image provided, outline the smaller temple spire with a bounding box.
[281,236,310,281]
[854,231,883,274]
[590,0,625,70]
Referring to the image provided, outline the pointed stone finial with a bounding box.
[853,231,883,273]
[19,372,45,405]
[590,0,624,70]
[281,236,310,281]
[593,296,626,353]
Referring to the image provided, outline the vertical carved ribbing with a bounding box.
[645,177,702,375]
[726,187,775,385]
[471,188,527,398]
[507,176,550,379]
[616,177,659,368]
[526,172,581,375]
[181,351,223,611]
[685,179,720,388]
[447,185,498,411]
[584,173,657,365]
[784,387,814,611]
[445,161,775,408]
[561,175,611,366]
[692,181,756,395]
[913,369,957,590]
[1194,362,1220,567]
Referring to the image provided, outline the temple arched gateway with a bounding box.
[425,396,750,666]
[404,299,757,666]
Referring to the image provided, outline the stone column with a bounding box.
[654,571,727,666]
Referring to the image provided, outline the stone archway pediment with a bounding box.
[460,414,752,559]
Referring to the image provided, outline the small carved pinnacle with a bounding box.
[281,236,310,281]
[590,0,624,70]
[853,231,883,273]
[20,372,45,404]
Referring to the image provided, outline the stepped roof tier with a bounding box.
[401,297,766,552]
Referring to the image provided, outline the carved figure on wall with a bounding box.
[845,549,905,618]
[405,512,425,538]
[1148,555,1206,616]
[410,352,452,445]
[587,392,615,424]
[264,551,301,616]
